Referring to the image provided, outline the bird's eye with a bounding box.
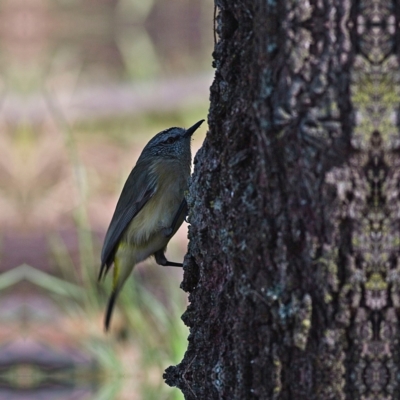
[165,137,176,144]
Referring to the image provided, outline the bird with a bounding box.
[99,119,204,331]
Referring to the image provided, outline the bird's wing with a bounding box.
[99,164,158,280]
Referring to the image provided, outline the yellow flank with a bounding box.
[112,257,120,291]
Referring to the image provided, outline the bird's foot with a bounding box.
[154,250,182,267]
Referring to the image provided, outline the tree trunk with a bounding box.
[164,0,400,399]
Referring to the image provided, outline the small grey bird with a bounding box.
[99,119,204,330]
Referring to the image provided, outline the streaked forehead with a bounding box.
[154,127,181,140]
[144,127,182,148]
[160,127,180,135]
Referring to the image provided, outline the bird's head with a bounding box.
[139,120,204,164]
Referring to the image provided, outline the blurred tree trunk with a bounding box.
[165,0,400,399]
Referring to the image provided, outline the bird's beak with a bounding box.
[184,119,205,137]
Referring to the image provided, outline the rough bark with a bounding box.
[165,0,400,399]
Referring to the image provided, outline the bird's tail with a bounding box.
[103,252,134,331]
[104,256,125,331]
[105,289,118,331]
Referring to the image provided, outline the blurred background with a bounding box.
[0,0,213,398]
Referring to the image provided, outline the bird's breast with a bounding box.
[124,160,189,245]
